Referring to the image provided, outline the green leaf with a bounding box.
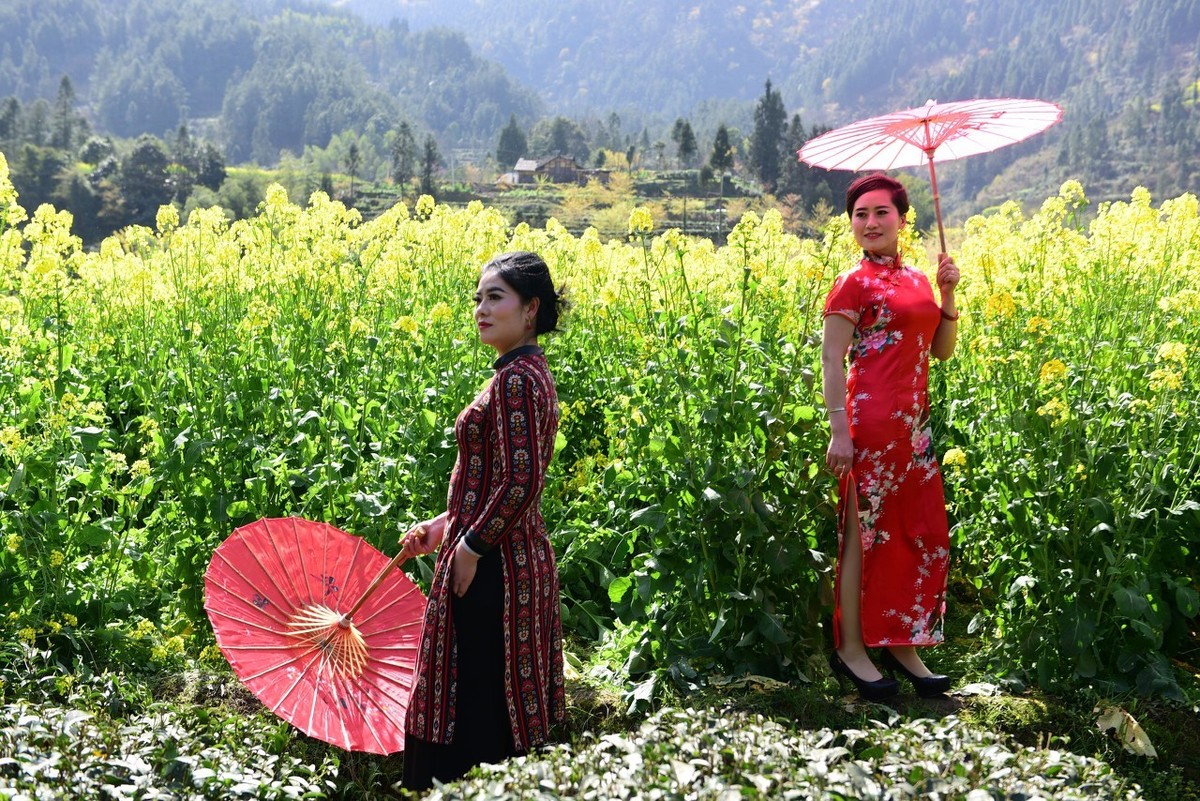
[756,611,788,644]
[1113,586,1149,618]
[76,524,110,548]
[630,505,665,532]
[608,575,633,604]
[709,605,729,643]
[352,492,391,517]
[4,463,25,496]
[1175,584,1199,618]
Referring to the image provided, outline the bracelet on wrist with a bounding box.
[940,308,960,321]
[826,407,846,414]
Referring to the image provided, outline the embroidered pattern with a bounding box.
[405,352,565,750]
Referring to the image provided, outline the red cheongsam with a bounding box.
[823,254,950,647]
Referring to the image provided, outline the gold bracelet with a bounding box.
[940,308,960,321]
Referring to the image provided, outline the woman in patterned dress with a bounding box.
[398,251,566,789]
[821,174,960,700]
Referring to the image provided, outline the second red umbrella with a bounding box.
[204,517,425,755]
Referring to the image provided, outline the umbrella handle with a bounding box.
[925,149,948,254]
[343,549,410,621]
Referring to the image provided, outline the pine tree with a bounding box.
[420,134,441,196]
[672,118,698,167]
[496,113,527,169]
[709,123,734,173]
[749,79,787,191]
[391,121,417,191]
[345,141,361,200]
[50,76,80,151]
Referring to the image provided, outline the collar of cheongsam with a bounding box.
[862,249,906,270]
[492,344,543,371]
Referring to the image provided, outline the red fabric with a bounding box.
[405,351,565,750]
[824,257,950,647]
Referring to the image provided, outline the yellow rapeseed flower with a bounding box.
[942,447,967,468]
[1036,397,1070,424]
[61,613,78,627]
[131,459,151,479]
[628,207,654,236]
[1039,359,1068,386]
[18,627,36,644]
[1149,367,1183,393]
[415,194,436,219]
[105,450,128,475]
[392,315,419,336]
[49,550,65,567]
[1155,341,1188,368]
[429,302,454,324]
[4,534,19,553]
[1025,316,1053,337]
[1158,288,1200,316]
[0,426,24,457]
[54,675,75,695]
[985,291,1016,319]
[155,204,179,233]
[582,231,603,258]
[1129,398,1153,414]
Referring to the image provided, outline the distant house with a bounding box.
[500,154,601,186]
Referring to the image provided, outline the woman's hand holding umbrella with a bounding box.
[400,513,446,559]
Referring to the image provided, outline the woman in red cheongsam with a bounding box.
[821,174,960,700]
[398,251,566,789]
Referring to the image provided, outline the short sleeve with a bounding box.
[823,270,863,325]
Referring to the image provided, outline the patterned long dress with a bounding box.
[823,254,950,648]
[404,344,565,779]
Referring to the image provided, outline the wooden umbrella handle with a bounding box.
[343,549,410,621]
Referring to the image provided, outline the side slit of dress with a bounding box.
[833,473,862,651]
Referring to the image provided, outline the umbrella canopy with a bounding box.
[204,517,426,754]
[798,97,1063,251]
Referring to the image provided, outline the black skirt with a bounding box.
[401,548,521,791]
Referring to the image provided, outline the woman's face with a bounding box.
[474,271,536,355]
[850,188,905,257]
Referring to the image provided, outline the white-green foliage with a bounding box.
[0,700,338,800]
[424,707,1140,800]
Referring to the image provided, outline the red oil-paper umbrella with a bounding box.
[798,97,1063,252]
[204,517,425,754]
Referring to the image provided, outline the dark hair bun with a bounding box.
[482,251,568,334]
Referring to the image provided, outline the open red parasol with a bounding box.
[203,517,425,754]
[797,97,1063,252]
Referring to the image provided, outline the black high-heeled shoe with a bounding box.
[880,649,952,697]
[828,651,900,702]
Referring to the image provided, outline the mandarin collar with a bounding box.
[862,250,905,270]
[492,344,543,371]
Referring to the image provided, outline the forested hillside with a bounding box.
[341,0,1200,211]
[0,0,541,158]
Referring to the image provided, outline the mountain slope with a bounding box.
[331,0,1200,213]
